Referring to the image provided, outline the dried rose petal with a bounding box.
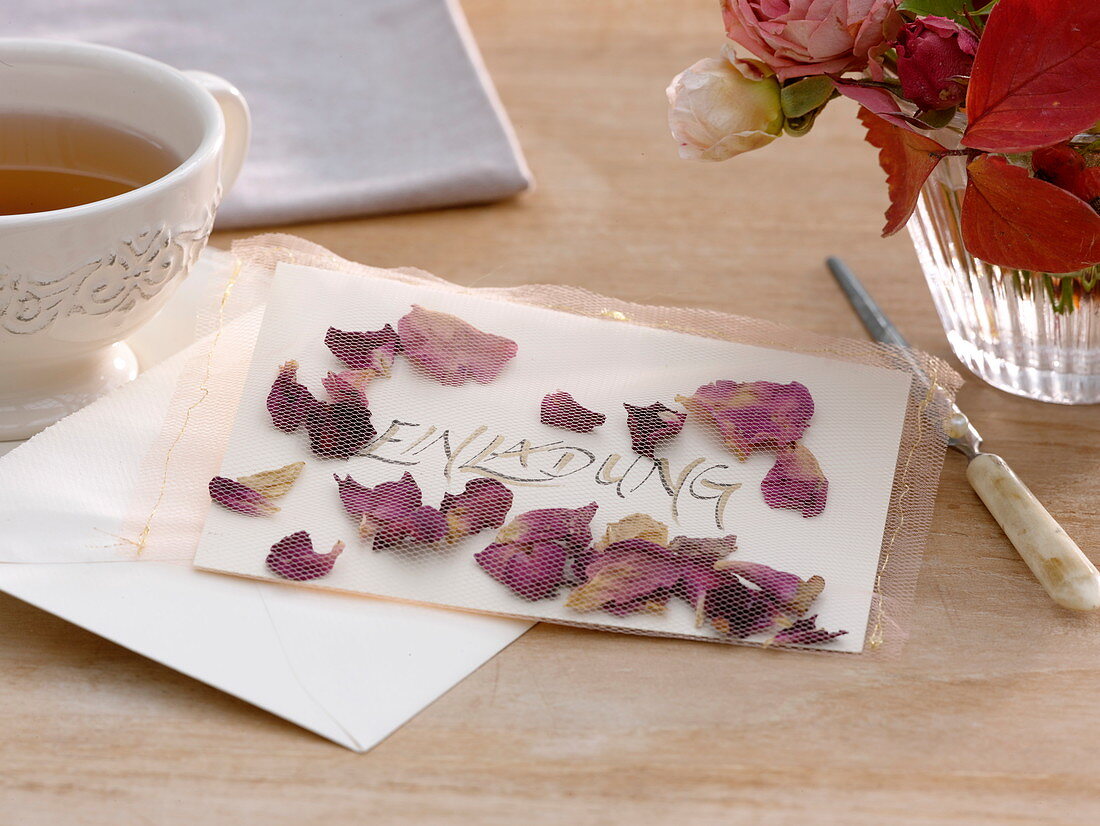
[334,472,446,549]
[540,391,606,433]
[266,530,345,581]
[703,577,785,638]
[594,513,670,551]
[676,380,814,460]
[761,444,828,518]
[492,502,598,552]
[476,539,569,602]
[566,538,680,616]
[476,502,598,600]
[322,369,374,406]
[771,615,847,646]
[696,561,831,638]
[337,471,421,520]
[624,402,687,458]
[209,476,280,516]
[325,324,400,376]
[397,304,518,386]
[667,534,738,561]
[439,478,514,543]
[236,462,305,500]
[305,400,375,459]
[374,505,448,550]
[715,560,824,614]
[267,360,317,433]
[668,534,739,610]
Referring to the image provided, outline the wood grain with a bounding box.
[3,1,1099,823]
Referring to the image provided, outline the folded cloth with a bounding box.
[8,0,532,227]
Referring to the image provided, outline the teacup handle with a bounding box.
[183,70,251,193]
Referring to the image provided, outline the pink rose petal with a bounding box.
[397,304,518,386]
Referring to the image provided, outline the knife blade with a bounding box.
[826,256,1100,611]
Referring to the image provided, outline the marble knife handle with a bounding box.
[967,453,1100,611]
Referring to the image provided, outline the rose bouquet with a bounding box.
[667,0,1100,402]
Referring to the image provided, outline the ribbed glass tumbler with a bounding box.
[908,155,1100,404]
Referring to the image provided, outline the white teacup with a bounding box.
[0,39,250,440]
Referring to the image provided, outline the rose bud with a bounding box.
[666,45,784,161]
[894,16,978,111]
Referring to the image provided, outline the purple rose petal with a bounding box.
[476,502,598,600]
[623,401,687,458]
[266,530,345,581]
[305,400,375,459]
[475,539,569,602]
[439,478,514,542]
[322,369,373,406]
[267,360,317,433]
[208,476,280,516]
[335,472,446,549]
[567,538,682,616]
[336,472,421,521]
[771,615,847,646]
[702,577,785,638]
[761,444,828,518]
[676,380,814,460]
[325,324,400,375]
[540,391,606,433]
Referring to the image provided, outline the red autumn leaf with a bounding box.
[962,0,1100,153]
[858,107,949,236]
[961,154,1100,273]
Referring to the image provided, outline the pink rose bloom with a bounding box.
[721,0,898,81]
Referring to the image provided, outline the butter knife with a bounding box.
[827,256,1100,611]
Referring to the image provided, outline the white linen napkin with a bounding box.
[0,250,532,750]
[5,0,532,227]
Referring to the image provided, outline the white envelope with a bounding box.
[0,251,532,751]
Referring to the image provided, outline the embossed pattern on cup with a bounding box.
[0,39,249,439]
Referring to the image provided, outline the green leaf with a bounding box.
[899,0,965,16]
[899,0,997,20]
[780,76,835,119]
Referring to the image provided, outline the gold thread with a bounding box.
[130,258,243,555]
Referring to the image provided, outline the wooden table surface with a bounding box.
[4,2,1099,823]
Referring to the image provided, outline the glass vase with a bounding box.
[907,154,1100,405]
